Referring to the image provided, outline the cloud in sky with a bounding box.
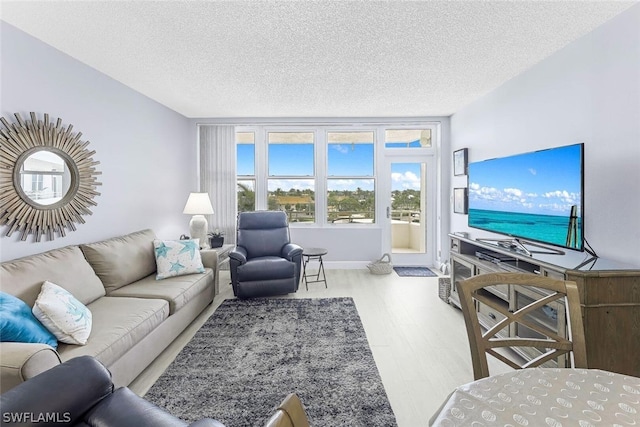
[268,179,315,191]
[328,179,374,191]
[266,177,389,192]
[392,171,420,190]
[331,144,350,154]
[543,190,578,205]
[504,188,522,197]
[469,182,580,214]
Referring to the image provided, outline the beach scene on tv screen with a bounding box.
[468,144,582,249]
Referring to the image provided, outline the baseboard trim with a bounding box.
[321,261,370,269]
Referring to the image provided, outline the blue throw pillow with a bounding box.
[0,291,58,349]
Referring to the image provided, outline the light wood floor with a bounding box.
[130,269,510,426]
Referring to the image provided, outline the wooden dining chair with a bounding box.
[457,272,587,380]
[263,393,310,427]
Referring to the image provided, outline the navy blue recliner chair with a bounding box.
[229,211,303,299]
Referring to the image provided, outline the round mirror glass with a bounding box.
[19,150,72,206]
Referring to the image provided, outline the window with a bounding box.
[391,162,423,223]
[30,174,43,193]
[236,132,255,212]
[327,132,375,223]
[268,132,315,223]
[385,129,431,148]
[234,123,438,226]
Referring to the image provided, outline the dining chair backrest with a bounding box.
[263,393,310,427]
[457,272,587,380]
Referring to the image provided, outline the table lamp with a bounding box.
[183,192,214,249]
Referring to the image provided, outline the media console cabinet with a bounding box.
[449,232,640,377]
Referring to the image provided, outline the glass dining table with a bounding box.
[429,367,640,426]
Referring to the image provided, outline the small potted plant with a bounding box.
[208,229,224,248]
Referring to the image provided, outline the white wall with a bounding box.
[290,227,382,267]
[450,4,640,265]
[1,22,195,262]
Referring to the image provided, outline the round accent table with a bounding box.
[301,248,328,290]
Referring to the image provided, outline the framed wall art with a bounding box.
[453,148,468,176]
[454,188,468,214]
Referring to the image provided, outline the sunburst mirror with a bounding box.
[0,112,101,241]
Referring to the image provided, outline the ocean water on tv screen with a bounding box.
[469,209,582,249]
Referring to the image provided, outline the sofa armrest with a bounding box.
[0,342,61,393]
[0,355,114,426]
[200,249,219,270]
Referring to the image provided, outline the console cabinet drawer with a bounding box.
[476,292,509,337]
[478,302,505,325]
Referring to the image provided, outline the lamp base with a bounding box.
[189,215,210,249]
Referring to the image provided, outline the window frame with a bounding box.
[235,122,440,227]
[236,131,257,213]
[266,129,318,225]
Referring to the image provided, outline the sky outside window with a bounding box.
[328,143,374,176]
[236,132,255,176]
[268,144,314,176]
[237,144,255,175]
[327,132,374,197]
[391,163,422,191]
[268,132,314,176]
[327,178,374,192]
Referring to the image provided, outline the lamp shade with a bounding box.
[183,193,214,215]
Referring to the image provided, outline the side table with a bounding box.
[211,244,233,293]
[213,244,233,270]
[302,247,328,290]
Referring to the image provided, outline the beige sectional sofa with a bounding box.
[0,229,218,392]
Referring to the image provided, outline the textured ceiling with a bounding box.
[1,1,636,118]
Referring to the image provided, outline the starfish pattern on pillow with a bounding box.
[178,240,198,259]
[169,261,185,274]
[155,242,170,258]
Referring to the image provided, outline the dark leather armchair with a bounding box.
[229,211,303,299]
[0,355,224,427]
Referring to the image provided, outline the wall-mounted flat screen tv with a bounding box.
[468,143,584,251]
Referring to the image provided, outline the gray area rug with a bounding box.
[145,297,397,427]
[393,266,437,277]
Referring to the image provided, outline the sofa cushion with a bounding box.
[80,229,157,293]
[238,257,295,281]
[0,246,105,307]
[153,239,205,280]
[57,296,168,367]
[32,281,93,345]
[108,269,213,315]
[0,292,58,348]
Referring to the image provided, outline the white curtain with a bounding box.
[199,125,237,244]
